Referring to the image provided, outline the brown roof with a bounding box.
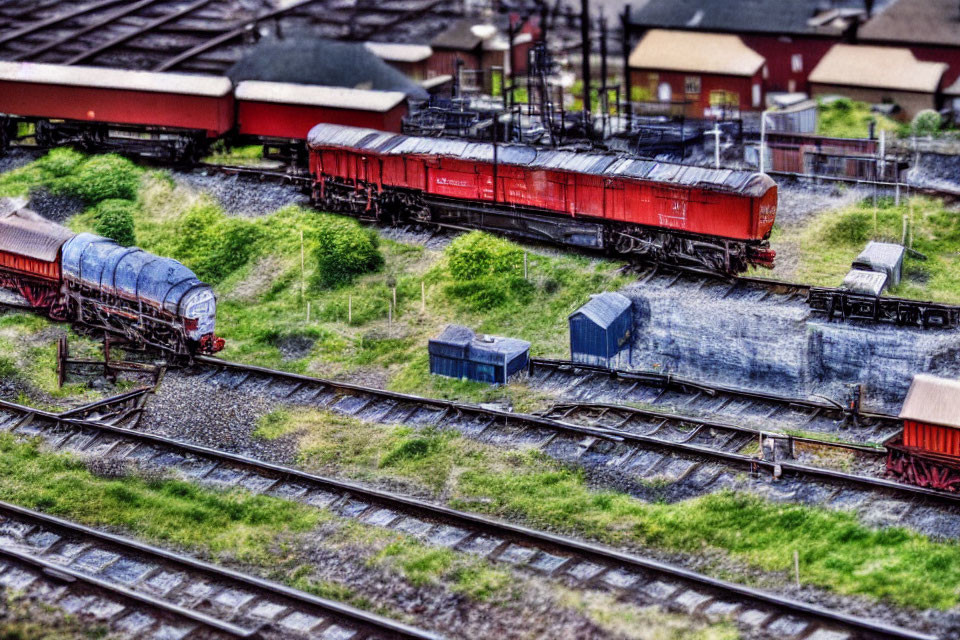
[0,198,75,262]
[808,44,947,93]
[860,0,960,48]
[900,374,960,429]
[628,29,765,77]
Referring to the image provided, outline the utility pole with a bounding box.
[620,5,632,130]
[599,12,608,136]
[580,0,591,128]
[708,124,722,169]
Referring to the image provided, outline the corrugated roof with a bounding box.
[626,0,881,36]
[628,29,765,77]
[860,0,960,48]
[841,269,887,296]
[570,292,632,328]
[307,123,775,197]
[809,45,947,93]
[364,42,433,63]
[235,80,406,112]
[900,374,960,430]
[0,61,232,97]
[431,19,487,50]
[0,197,75,262]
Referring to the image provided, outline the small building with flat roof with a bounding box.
[808,44,947,118]
[628,29,766,117]
[428,325,530,385]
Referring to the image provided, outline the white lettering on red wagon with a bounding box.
[434,176,470,188]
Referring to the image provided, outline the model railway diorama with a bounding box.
[0,1,959,636]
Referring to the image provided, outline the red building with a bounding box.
[428,16,537,93]
[628,30,766,117]
[626,0,871,94]
[859,0,960,89]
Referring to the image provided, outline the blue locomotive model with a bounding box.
[0,198,222,356]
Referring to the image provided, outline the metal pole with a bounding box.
[580,0,591,126]
[621,5,631,130]
[759,109,769,174]
[599,12,608,137]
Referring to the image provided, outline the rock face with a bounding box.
[624,282,960,411]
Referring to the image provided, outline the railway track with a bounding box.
[0,393,939,640]
[528,358,902,443]
[0,499,440,639]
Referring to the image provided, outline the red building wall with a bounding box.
[238,101,407,139]
[740,35,837,94]
[904,420,960,458]
[630,68,764,117]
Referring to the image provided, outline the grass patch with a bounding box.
[0,434,320,561]
[816,98,901,139]
[277,408,960,611]
[782,196,960,303]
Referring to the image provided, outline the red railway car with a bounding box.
[0,61,233,160]
[236,81,408,141]
[308,124,777,273]
[0,198,75,309]
[886,374,960,491]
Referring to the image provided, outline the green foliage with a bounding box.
[292,413,960,610]
[173,203,262,283]
[0,355,15,379]
[93,199,136,246]
[816,98,899,139]
[52,154,141,204]
[34,147,85,178]
[912,109,942,137]
[0,434,319,558]
[309,216,383,289]
[447,231,523,280]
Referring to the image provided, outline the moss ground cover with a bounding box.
[260,408,960,611]
[779,196,960,303]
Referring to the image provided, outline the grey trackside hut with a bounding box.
[569,292,633,368]
[428,325,530,385]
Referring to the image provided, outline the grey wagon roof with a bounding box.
[308,124,774,197]
[0,198,75,262]
[570,292,632,328]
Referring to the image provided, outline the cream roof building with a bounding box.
[809,45,947,93]
[628,29,765,77]
[900,374,960,429]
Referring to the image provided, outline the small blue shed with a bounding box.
[428,325,530,385]
[569,292,633,368]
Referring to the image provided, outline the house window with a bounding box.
[684,75,701,95]
[752,83,762,108]
[657,82,673,102]
[791,54,803,73]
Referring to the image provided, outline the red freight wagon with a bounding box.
[886,374,960,491]
[308,124,776,273]
[0,61,233,160]
[0,199,74,308]
[235,81,408,141]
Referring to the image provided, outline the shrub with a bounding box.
[51,154,141,204]
[93,199,136,246]
[446,231,523,281]
[912,110,941,137]
[824,209,872,245]
[35,147,85,178]
[174,203,262,284]
[310,217,383,289]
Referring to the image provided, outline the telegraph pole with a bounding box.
[580,0,591,126]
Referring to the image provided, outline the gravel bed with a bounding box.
[174,170,310,217]
[133,371,960,639]
[0,148,42,174]
[774,177,869,229]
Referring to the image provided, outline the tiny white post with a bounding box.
[421,281,426,312]
[523,251,528,279]
[348,295,352,325]
[879,129,886,180]
[759,109,772,174]
[388,301,392,327]
[793,550,800,587]
[902,215,908,245]
[392,287,397,316]
[708,124,721,169]
[306,301,311,323]
[299,230,305,300]
[895,182,900,206]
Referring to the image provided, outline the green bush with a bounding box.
[912,110,942,137]
[93,199,136,246]
[174,203,262,284]
[35,147,85,178]
[52,154,141,204]
[447,231,523,281]
[310,217,383,289]
[0,355,16,379]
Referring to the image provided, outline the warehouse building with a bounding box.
[628,30,766,117]
[569,292,633,368]
[428,325,530,385]
[808,45,947,119]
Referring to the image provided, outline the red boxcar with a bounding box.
[0,61,234,137]
[886,374,960,491]
[308,124,776,272]
[0,198,75,308]
[236,81,408,141]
